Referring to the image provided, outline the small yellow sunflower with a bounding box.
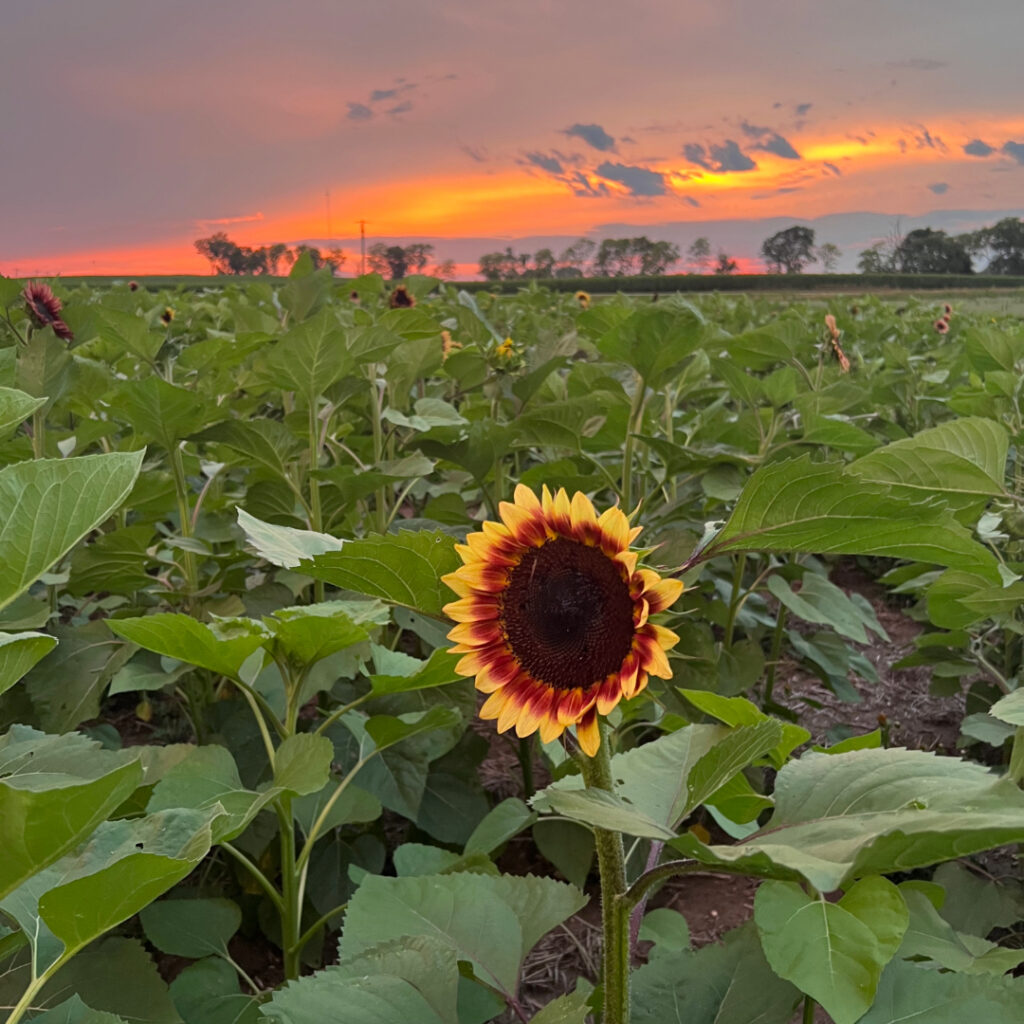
[575,290,591,309]
[495,337,515,360]
[161,307,175,324]
[442,485,682,755]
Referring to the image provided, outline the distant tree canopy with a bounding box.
[714,251,739,275]
[894,228,973,275]
[761,226,816,274]
[367,243,435,280]
[970,217,1024,275]
[194,233,344,275]
[478,236,678,281]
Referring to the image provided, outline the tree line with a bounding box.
[195,216,1024,280]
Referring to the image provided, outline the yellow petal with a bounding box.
[598,506,629,551]
[570,491,597,531]
[479,689,508,720]
[576,711,601,757]
[513,484,542,514]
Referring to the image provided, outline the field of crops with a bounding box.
[5,263,1024,1024]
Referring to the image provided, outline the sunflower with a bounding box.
[575,290,591,309]
[388,285,416,308]
[934,317,949,335]
[22,282,74,341]
[442,485,682,755]
[161,307,175,325]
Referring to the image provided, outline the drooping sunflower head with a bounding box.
[388,285,416,308]
[575,290,591,309]
[442,485,682,756]
[22,282,74,341]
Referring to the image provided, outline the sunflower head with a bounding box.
[161,307,175,325]
[934,317,949,335]
[388,285,416,308]
[495,337,515,361]
[575,290,591,310]
[943,303,953,316]
[128,280,139,292]
[442,485,683,756]
[22,282,74,341]
[441,329,462,361]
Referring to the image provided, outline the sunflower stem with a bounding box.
[578,722,630,1024]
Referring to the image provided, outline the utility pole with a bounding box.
[358,220,367,275]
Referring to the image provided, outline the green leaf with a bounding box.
[858,957,1024,1023]
[535,721,782,836]
[236,508,344,569]
[96,307,166,363]
[333,935,459,1024]
[766,572,888,644]
[32,937,180,1024]
[363,707,462,752]
[140,897,241,959]
[263,307,350,406]
[118,377,217,450]
[847,417,1009,511]
[0,728,143,900]
[169,957,261,1024]
[597,303,706,381]
[263,973,443,1024]
[273,733,334,796]
[631,922,799,1024]
[107,613,267,680]
[638,908,691,955]
[0,808,216,975]
[0,386,46,438]
[710,456,998,572]
[300,530,462,616]
[193,419,303,482]
[754,878,907,1024]
[339,872,586,999]
[267,604,369,667]
[0,451,144,613]
[897,885,1024,975]
[464,798,536,857]
[0,630,57,696]
[670,747,1024,892]
[528,989,592,1024]
[369,648,462,697]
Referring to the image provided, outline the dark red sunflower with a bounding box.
[442,485,682,755]
[388,285,416,308]
[934,317,949,334]
[22,282,73,341]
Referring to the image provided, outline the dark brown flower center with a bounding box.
[500,537,634,690]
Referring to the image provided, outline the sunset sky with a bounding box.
[2,0,1023,276]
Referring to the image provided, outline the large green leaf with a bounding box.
[534,721,782,837]
[339,872,586,999]
[263,308,350,406]
[0,451,144,613]
[267,604,369,668]
[0,808,216,976]
[631,923,799,1024]
[140,897,241,960]
[0,728,142,900]
[754,878,908,1024]
[118,377,217,450]
[262,973,444,1024]
[858,957,1024,1023]
[106,614,268,680]
[847,417,1009,511]
[169,957,260,1024]
[300,530,462,617]
[766,572,887,644]
[670,747,1024,892]
[0,631,57,696]
[596,303,706,381]
[709,456,997,571]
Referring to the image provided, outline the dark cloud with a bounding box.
[524,151,564,174]
[568,171,610,198]
[823,162,842,177]
[347,103,373,121]
[795,102,813,116]
[387,101,413,115]
[754,133,801,159]
[912,127,947,152]
[370,88,398,101]
[681,195,700,208]
[741,121,771,138]
[928,182,950,194]
[595,161,667,196]
[1002,141,1024,164]
[709,140,757,172]
[964,138,995,157]
[684,140,758,172]
[887,57,947,70]
[461,145,488,163]
[564,123,617,152]
[751,186,803,199]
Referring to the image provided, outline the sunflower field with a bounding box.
[4,261,1024,1024]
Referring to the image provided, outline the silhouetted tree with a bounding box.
[714,251,738,275]
[761,226,816,274]
[556,238,596,277]
[971,217,1024,275]
[894,229,972,274]
[593,236,679,276]
[816,242,841,272]
[368,243,435,279]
